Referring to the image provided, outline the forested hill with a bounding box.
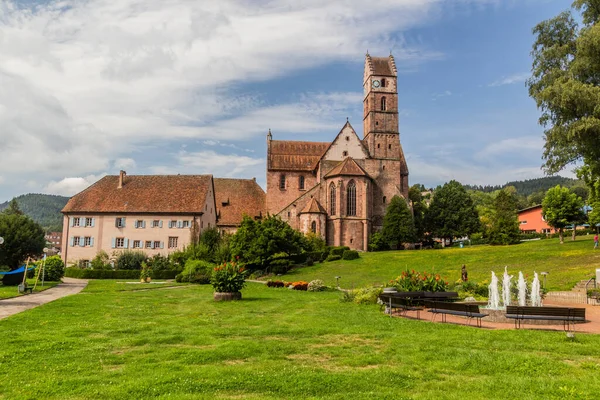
[0,194,69,232]
[464,176,580,196]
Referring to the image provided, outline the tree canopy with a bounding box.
[488,190,521,245]
[381,196,415,249]
[426,180,480,244]
[542,185,585,243]
[0,202,46,269]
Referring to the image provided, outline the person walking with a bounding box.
[594,234,599,249]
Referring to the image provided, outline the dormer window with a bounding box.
[381,97,387,111]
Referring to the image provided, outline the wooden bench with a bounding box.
[426,301,487,327]
[505,306,586,331]
[380,294,425,319]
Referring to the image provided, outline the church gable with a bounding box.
[321,122,369,163]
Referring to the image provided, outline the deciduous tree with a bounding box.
[542,185,585,244]
[488,190,521,245]
[381,196,415,249]
[0,201,45,269]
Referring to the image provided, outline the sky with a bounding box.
[0,0,576,202]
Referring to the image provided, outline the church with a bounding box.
[266,54,409,251]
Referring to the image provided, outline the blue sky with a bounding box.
[0,0,575,202]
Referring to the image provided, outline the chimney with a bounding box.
[252,177,256,182]
[118,170,126,189]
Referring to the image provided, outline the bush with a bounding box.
[330,246,350,257]
[342,250,359,260]
[180,259,214,284]
[147,254,177,272]
[307,279,326,292]
[305,232,327,252]
[305,257,314,267]
[353,287,383,305]
[42,255,65,281]
[267,280,285,288]
[116,251,147,270]
[269,258,292,274]
[391,270,448,292]
[368,232,389,252]
[211,260,247,293]
[200,227,221,252]
[290,281,308,291]
[325,254,342,262]
[588,288,600,299]
[91,251,111,270]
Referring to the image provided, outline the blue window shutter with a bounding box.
[111,238,116,249]
[143,221,146,229]
[159,220,163,228]
[150,241,155,249]
[160,241,164,249]
[177,220,182,228]
[69,217,74,227]
[91,218,95,227]
[122,218,126,228]
[90,237,94,247]
[80,237,84,246]
[124,239,129,249]
[70,237,74,247]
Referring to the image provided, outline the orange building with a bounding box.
[518,205,554,234]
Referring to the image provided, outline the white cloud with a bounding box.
[476,136,543,159]
[113,158,137,170]
[432,90,452,100]
[488,72,530,87]
[43,174,107,196]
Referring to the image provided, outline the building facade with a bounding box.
[266,54,409,251]
[518,205,554,234]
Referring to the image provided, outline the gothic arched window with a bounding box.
[299,175,305,190]
[330,183,336,216]
[279,174,286,190]
[381,97,387,111]
[311,221,317,234]
[347,181,356,216]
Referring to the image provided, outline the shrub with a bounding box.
[340,290,356,303]
[588,288,600,299]
[147,254,177,272]
[307,279,326,292]
[200,227,221,252]
[116,251,147,270]
[213,240,232,264]
[325,254,342,262]
[140,262,152,281]
[330,246,350,257]
[64,268,178,279]
[269,258,292,274]
[391,270,448,292]
[43,255,65,281]
[91,250,111,270]
[353,287,383,305]
[180,259,214,284]
[267,280,285,288]
[211,260,247,293]
[342,250,359,260]
[290,281,308,291]
[368,232,389,252]
[305,232,327,252]
[305,257,314,267]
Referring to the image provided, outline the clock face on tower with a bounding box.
[372,79,380,88]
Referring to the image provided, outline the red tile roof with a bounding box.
[214,178,266,226]
[268,140,329,171]
[299,198,326,214]
[324,158,370,179]
[62,175,213,214]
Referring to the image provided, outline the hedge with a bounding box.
[342,250,359,260]
[65,268,178,280]
[325,254,342,262]
[330,246,350,257]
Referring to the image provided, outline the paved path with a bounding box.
[395,301,600,334]
[0,277,88,321]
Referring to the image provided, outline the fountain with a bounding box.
[530,272,542,307]
[517,271,527,306]
[502,266,513,308]
[488,271,500,309]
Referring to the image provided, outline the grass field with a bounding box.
[282,236,600,291]
[0,278,60,299]
[0,280,599,399]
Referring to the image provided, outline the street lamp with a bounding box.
[0,236,4,245]
[335,276,341,288]
[540,272,549,289]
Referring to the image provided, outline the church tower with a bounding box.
[362,54,409,197]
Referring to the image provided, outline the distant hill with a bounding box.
[463,176,580,197]
[0,194,69,232]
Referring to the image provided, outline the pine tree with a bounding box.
[488,190,521,245]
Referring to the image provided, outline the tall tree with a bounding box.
[408,185,426,241]
[528,1,600,209]
[0,206,46,269]
[542,185,585,244]
[488,190,521,245]
[381,196,415,249]
[426,180,480,245]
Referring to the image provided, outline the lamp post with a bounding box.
[41,248,48,287]
[335,276,341,288]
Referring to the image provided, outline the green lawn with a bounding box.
[282,236,600,291]
[0,280,599,399]
[0,278,60,299]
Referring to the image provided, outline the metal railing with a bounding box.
[585,277,597,305]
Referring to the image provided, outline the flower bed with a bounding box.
[390,270,448,292]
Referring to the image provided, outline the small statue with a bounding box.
[461,265,468,282]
